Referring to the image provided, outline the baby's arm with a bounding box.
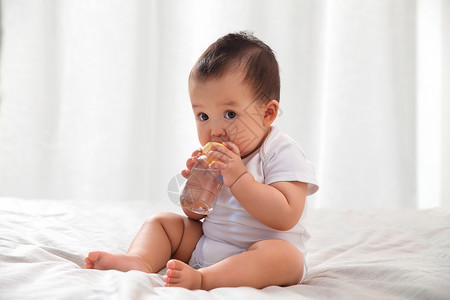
[232,175,307,231]
[208,142,307,231]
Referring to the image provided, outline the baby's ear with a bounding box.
[263,100,279,126]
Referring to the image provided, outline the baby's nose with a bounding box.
[210,121,227,137]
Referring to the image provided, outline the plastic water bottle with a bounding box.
[179,143,225,215]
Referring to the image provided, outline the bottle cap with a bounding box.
[202,142,227,165]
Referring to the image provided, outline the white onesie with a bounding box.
[189,126,319,276]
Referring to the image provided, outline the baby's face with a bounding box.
[189,70,271,158]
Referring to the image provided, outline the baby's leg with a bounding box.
[165,239,304,290]
[85,212,202,273]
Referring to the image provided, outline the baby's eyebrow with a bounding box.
[222,100,238,106]
[192,101,238,109]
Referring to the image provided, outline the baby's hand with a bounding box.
[181,148,203,179]
[207,142,247,188]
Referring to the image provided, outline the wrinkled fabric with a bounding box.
[1,198,449,299]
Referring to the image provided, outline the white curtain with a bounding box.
[0,0,448,209]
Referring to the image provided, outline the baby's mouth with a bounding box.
[210,139,228,143]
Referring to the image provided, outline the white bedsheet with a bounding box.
[1,197,449,299]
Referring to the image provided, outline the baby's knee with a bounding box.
[249,239,304,284]
[273,241,304,284]
[145,211,182,226]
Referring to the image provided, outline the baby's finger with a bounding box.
[181,169,191,179]
[223,142,240,156]
[211,143,230,156]
[207,148,230,163]
[209,161,227,170]
[186,156,199,170]
[191,148,203,157]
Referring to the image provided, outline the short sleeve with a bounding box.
[262,131,319,196]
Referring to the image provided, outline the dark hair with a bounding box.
[189,31,280,103]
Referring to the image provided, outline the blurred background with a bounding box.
[0,0,448,209]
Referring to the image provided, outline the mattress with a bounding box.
[1,197,449,299]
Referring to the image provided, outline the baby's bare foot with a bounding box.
[84,251,153,273]
[165,259,202,289]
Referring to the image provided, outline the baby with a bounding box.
[85,31,318,290]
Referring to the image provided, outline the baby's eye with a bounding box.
[225,111,237,120]
[198,113,209,121]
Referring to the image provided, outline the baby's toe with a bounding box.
[87,251,103,261]
[166,267,182,279]
[166,259,184,271]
